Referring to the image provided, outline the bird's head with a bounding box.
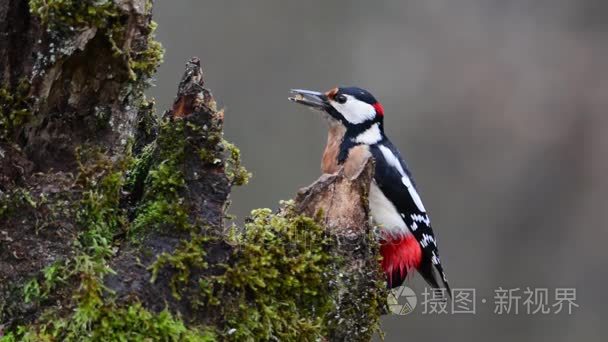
[289,87,384,129]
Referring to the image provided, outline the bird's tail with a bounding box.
[418,257,452,298]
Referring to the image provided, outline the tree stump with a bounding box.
[0,1,387,340]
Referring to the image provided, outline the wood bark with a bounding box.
[0,1,386,340]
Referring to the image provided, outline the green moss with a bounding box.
[22,279,41,304]
[54,149,130,328]
[4,303,216,342]
[217,207,336,341]
[327,247,388,341]
[41,261,68,294]
[156,118,187,163]
[150,234,210,300]
[19,259,70,309]
[10,236,215,341]
[222,140,251,186]
[29,0,164,87]
[22,148,128,325]
[0,188,37,221]
[3,147,136,337]
[28,0,120,29]
[216,204,386,341]
[194,135,250,186]
[124,142,155,193]
[0,32,386,337]
[148,204,334,340]
[131,196,190,235]
[128,21,165,81]
[0,149,130,324]
[74,147,129,257]
[133,98,159,148]
[3,140,386,341]
[0,80,31,140]
[131,119,191,236]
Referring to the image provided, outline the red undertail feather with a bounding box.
[380,234,422,288]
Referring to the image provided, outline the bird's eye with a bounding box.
[335,94,347,104]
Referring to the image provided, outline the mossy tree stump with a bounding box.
[0,1,387,341]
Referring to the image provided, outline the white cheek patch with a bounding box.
[331,95,376,124]
[379,145,427,213]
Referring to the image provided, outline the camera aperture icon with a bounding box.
[388,286,417,315]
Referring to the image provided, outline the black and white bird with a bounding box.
[289,87,451,293]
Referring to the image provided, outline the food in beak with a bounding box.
[288,89,329,111]
[289,93,306,102]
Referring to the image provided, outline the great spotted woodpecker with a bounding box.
[289,87,450,293]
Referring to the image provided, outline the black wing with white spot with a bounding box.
[370,140,451,293]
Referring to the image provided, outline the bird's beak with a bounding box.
[288,89,330,111]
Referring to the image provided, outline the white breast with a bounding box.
[369,182,410,237]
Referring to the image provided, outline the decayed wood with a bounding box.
[295,161,387,342]
[0,0,168,328]
[296,161,373,238]
[107,57,233,313]
[0,0,156,173]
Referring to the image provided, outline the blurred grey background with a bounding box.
[150,1,607,341]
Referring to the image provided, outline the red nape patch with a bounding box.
[380,234,422,287]
[372,102,384,116]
